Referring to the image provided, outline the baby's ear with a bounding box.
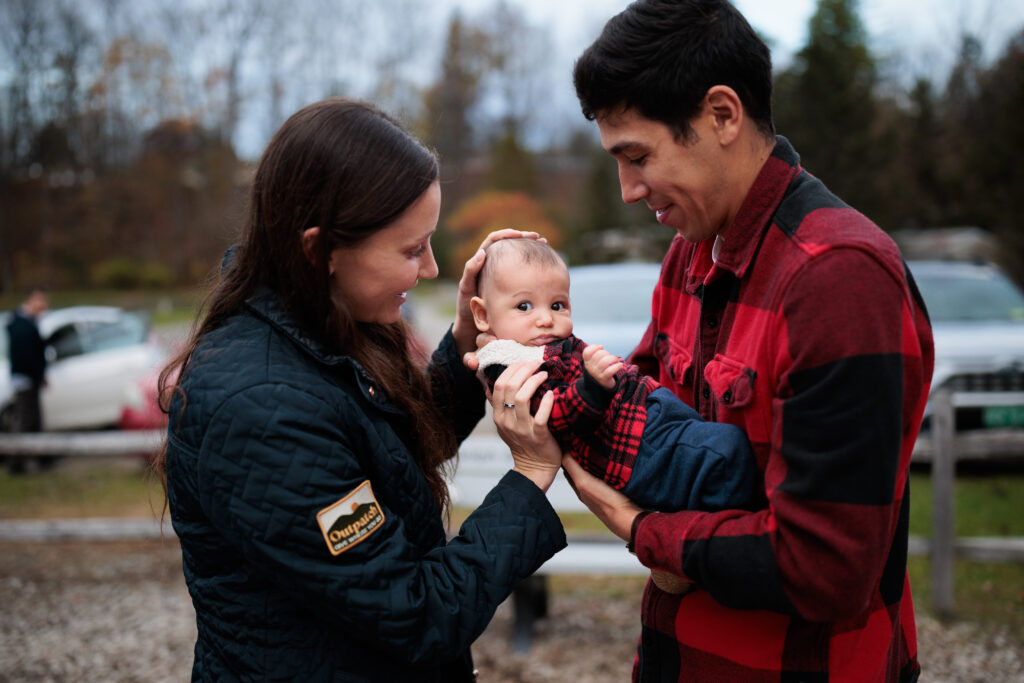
[470,296,490,332]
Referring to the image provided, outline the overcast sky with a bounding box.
[498,0,1023,70]
[430,0,1024,88]
[240,1,1024,157]
[418,0,1022,147]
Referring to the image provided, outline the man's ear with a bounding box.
[301,226,320,266]
[470,296,490,333]
[705,85,742,146]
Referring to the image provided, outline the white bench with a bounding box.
[450,434,648,651]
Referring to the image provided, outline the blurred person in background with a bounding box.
[5,289,49,473]
[559,1,934,681]
[155,97,567,682]
[6,288,49,430]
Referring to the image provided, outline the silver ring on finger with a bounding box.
[503,402,515,409]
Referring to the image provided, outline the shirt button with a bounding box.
[707,316,718,328]
[702,386,710,399]
[723,390,733,404]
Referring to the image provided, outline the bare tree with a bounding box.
[1,0,49,168]
[477,0,553,144]
[363,0,431,122]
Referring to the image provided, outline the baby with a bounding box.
[471,238,658,491]
[471,238,756,502]
[471,238,759,593]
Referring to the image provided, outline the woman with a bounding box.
[155,98,566,682]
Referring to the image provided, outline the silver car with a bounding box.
[909,260,1024,432]
[568,262,662,360]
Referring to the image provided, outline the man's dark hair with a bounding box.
[573,0,774,141]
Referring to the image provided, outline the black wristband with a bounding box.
[626,510,655,554]
[577,368,616,411]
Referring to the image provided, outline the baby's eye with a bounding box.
[516,302,533,312]
[551,302,567,312]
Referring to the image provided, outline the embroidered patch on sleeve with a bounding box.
[316,480,385,556]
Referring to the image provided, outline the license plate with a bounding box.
[982,405,1024,428]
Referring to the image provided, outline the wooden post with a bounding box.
[931,390,956,617]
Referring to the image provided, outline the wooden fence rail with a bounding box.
[925,389,1024,616]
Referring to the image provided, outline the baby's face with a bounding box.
[483,262,573,346]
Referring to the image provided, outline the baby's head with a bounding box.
[470,238,573,346]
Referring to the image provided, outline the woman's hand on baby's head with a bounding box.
[582,344,623,390]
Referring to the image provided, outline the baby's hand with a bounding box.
[582,344,622,390]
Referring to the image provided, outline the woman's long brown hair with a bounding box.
[154,98,457,513]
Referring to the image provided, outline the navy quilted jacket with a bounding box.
[166,286,567,681]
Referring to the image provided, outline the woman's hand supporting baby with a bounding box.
[490,360,561,492]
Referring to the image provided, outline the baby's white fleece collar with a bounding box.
[475,339,545,371]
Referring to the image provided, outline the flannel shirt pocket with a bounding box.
[653,332,694,387]
[704,354,757,409]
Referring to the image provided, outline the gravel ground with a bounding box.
[1,539,1022,682]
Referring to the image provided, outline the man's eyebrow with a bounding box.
[607,141,646,156]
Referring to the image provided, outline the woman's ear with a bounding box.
[470,296,490,333]
[301,226,320,266]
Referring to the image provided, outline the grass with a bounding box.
[1,460,1021,634]
[0,460,165,519]
[906,469,1024,635]
[908,469,1024,537]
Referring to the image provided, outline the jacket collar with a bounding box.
[686,136,801,292]
[218,246,341,367]
[244,285,344,366]
[243,285,400,412]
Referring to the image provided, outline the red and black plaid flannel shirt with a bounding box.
[627,137,933,682]
[486,335,659,488]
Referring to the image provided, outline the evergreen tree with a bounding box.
[965,30,1024,283]
[773,0,886,223]
[485,128,539,195]
[419,13,489,193]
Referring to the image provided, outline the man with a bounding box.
[562,1,933,681]
[6,289,49,446]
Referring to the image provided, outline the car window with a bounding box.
[82,315,147,352]
[45,314,148,361]
[916,268,1024,323]
[47,324,86,360]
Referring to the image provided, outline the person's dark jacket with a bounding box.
[6,310,46,384]
[165,286,567,682]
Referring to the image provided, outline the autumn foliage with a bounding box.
[443,191,563,278]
